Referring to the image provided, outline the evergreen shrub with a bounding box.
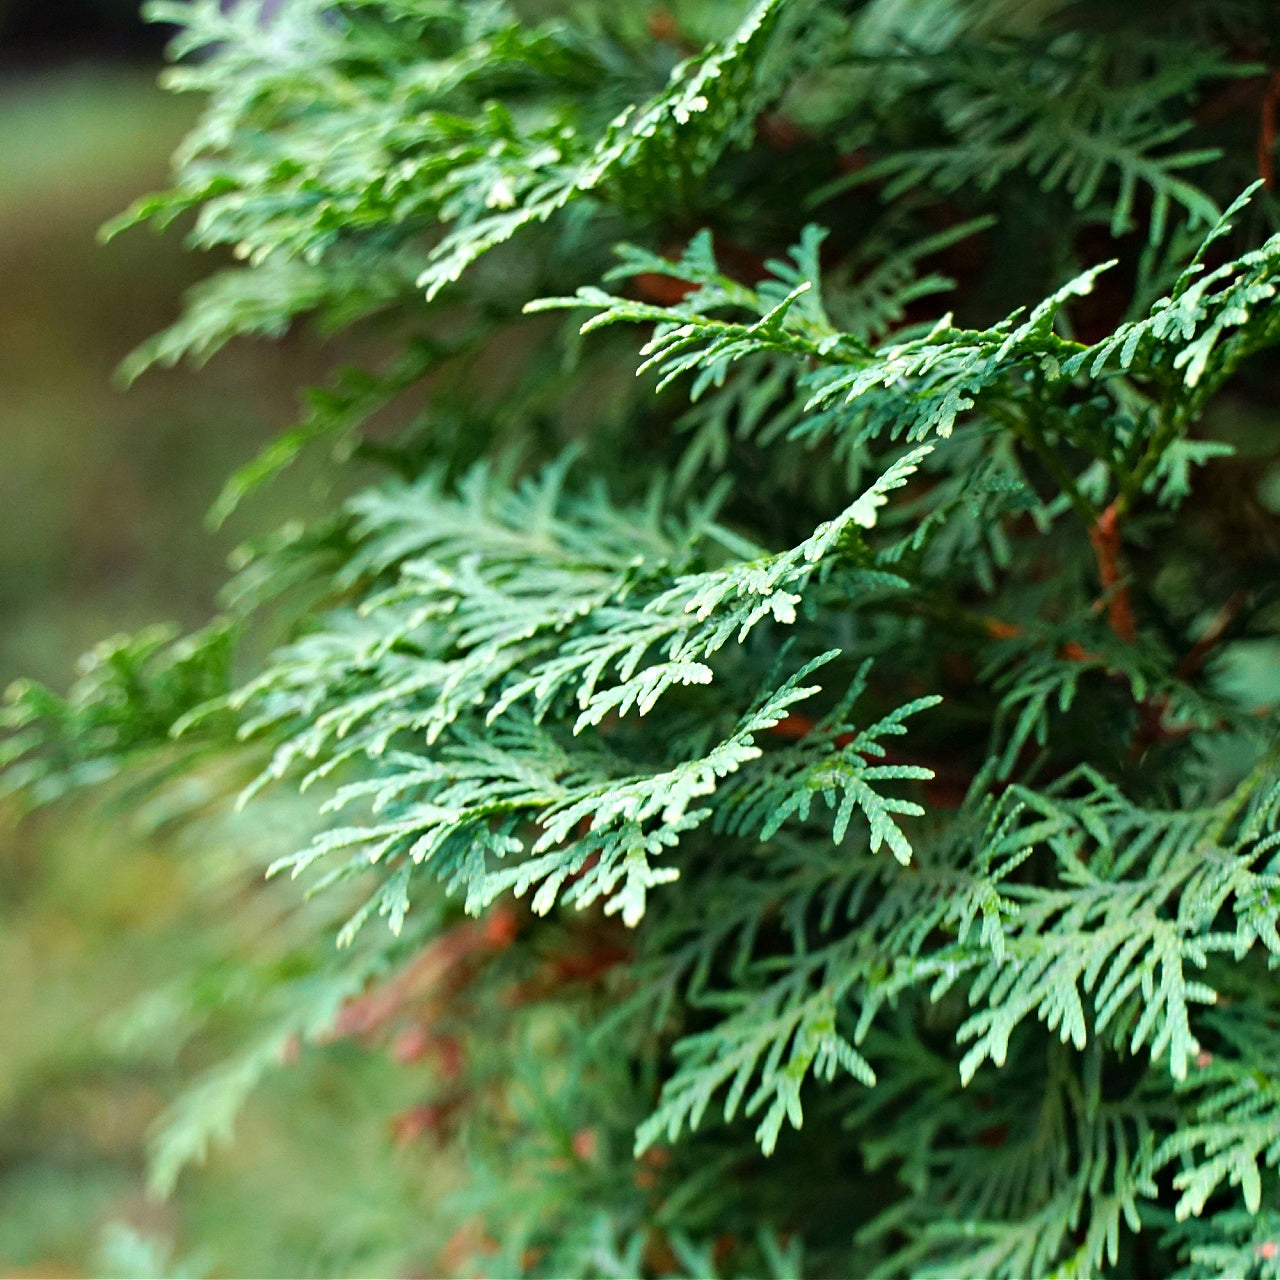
[7,1,1280,1274]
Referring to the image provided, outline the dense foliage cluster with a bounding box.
[6,0,1280,1274]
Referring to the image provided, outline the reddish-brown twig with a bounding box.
[1129,591,1251,756]
[1177,590,1248,681]
[1087,502,1137,644]
[328,903,518,1041]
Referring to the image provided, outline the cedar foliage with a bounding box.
[6,0,1280,1275]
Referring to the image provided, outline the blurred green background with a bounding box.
[0,6,443,1276]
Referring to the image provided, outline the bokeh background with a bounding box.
[0,5,443,1275]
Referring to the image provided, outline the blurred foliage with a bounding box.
[0,68,307,688]
[0,69,445,1278]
